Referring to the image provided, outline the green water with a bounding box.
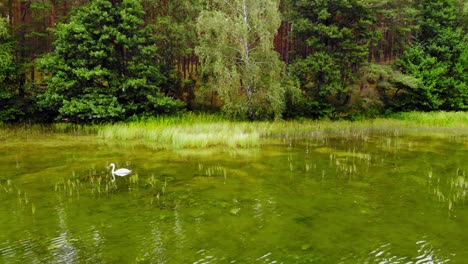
[0,131,467,263]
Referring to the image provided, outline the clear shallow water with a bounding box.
[0,131,467,263]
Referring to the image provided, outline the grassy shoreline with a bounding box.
[1,111,467,148]
[97,111,468,148]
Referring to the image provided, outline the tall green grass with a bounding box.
[97,111,468,148]
[2,111,467,148]
[0,123,98,136]
[98,113,261,148]
[388,111,468,126]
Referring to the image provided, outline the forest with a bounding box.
[0,0,467,123]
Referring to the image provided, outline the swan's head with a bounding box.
[108,163,115,168]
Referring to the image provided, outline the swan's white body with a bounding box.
[109,163,132,181]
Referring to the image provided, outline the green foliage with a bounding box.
[290,52,342,99]
[59,94,125,122]
[0,18,23,123]
[394,0,467,111]
[1,0,465,122]
[389,73,420,91]
[146,93,186,115]
[447,39,468,109]
[418,0,461,60]
[38,0,184,123]
[361,63,393,84]
[283,68,335,120]
[0,19,13,81]
[196,0,290,120]
[289,0,377,116]
[366,0,419,58]
[151,0,202,97]
[393,46,447,110]
[284,96,335,120]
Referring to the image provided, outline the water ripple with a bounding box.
[193,249,219,264]
[256,252,280,263]
[49,231,78,263]
[0,238,42,263]
[365,240,452,263]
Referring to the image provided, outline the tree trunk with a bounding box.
[241,0,254,120]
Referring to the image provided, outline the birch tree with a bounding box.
[196,0,286,120]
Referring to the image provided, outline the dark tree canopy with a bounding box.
[0,0,466,123]
[38,0,184,122]
[288,0,378,117]
[394,0,467,111]
[0,17,24,122]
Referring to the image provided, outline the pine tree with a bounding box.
[0,17,23,122]
[289,0,377,115]
[395,0,467,110]
[38,0,183,122]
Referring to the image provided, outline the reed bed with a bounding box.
[97,111,468,148]
[2,111,467,148]
[388,111,468,126]
[98,119,261,148]
[0,122,97,137]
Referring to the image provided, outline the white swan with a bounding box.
[108,163,132,181]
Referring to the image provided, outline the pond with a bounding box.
[0,129,467,263]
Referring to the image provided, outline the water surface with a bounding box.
[0,130,467,263]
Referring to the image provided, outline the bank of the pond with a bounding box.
[96,111,468,148]
[1,111,466,148]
